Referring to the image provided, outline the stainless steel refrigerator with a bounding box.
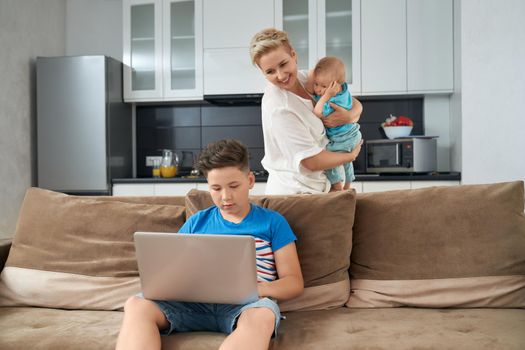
[37,55,132,195]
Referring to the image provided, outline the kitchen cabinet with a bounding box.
[203,48,267,95]
[113,180,459,197]
[350,181,363,193]
[202,0,274,95]
[202,0,275,49]
[361,0,406,94]
[361,0,453,94]
[113,181,267,196]
[363,180,459,193]
[362,181,411,193]
[113,183,156,196]
[123,0,203,101]
[275,0,361,94]
[113,183,196,196]
[407,0,453,93]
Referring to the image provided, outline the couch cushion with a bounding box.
[185,189,356,312]
[1,307,523,350]
[0,188,186,311]
[275,308,525,350]
[348,181,525,308]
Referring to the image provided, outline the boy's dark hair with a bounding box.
[196,139,250,177]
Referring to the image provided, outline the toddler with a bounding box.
[309,56,362,191]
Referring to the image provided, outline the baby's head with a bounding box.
[313,56,346,96]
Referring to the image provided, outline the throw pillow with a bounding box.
[347,181,525,308]
[185,189,357,312]
[0,188,186,311]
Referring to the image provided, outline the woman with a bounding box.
[250,28,363,194]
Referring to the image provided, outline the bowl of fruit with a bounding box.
[381,114,414,139]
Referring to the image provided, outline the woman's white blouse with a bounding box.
[261,70,330,194]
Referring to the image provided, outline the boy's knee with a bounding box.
[124,296,143,311]
[239,307,276,333]
[124,296,155,318]
[123,296,168,329]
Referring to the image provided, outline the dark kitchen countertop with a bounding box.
[113,172,461,184]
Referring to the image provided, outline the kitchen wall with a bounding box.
[65,0,123,61]
[0,0,66,238]
[135,98,425,177]
[453,0,525,184]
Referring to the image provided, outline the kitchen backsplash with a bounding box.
[135,97,423,177]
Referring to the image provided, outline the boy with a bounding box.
[308,56,362,191]
[116,139,304,350]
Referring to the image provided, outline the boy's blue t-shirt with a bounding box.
[179,204,297,282]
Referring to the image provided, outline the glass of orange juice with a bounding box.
[152,158,161,178]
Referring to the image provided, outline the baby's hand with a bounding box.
[325,81,340,98]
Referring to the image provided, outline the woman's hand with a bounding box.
[301,139,364,172]
[323,97,363,128]
[349,140,363,161]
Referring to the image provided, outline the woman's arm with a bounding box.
[323,97,362,128]
[257,243,304,301]
[301,140,363,172]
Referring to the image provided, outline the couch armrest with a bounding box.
[0,238,12,273]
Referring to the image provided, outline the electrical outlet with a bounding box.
[145,156,162,167]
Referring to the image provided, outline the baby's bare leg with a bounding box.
[219,308,275,350]
[115,296,169,350]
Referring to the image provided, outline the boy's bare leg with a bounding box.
[115,296,170,350]
[219,308,275,350]
[343,182,351,190]
[330,182,343,192]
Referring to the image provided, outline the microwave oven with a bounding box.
[366,138,437,173]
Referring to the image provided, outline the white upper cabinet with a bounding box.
[203,0,275,49]
[123,0,163,100]
[275,0,361,94]
[407,0,453,93]
[123,0,203,101]
[203,48,267,95]
[202,0,274,95]
[361,0,453,95]
[361,0,406,94]
[122,0,453,99]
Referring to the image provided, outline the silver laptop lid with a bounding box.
[134,232,258,304]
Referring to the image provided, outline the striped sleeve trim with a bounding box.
[255,239,277,282]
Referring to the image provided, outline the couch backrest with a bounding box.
[348,181,525,308]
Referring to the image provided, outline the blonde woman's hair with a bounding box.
[314,56,346,84]
[249,28,293,67]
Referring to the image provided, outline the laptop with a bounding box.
[134,232,259,305]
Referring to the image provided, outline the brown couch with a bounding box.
[0,181,524,350]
